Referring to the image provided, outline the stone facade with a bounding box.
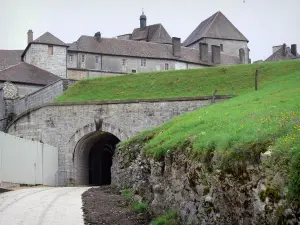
[24,44,67,78]
[67,53,203,78]
[188,38,249,62]
[6,97,228,184]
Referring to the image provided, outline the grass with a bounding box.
[56,60,300,102]
[121,189,148,213]
[150,211,179,225]
[121,61,300,199]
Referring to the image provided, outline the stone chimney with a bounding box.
[291,44,297,56]
[282,43,287,56]
[211,45,221,64]
[27,30,33,44]
[239,48,246,64]
[199,43,208,62]
[94,32,101,42]
[172,37,181,57]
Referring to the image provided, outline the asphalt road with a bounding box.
[0,187,90,225]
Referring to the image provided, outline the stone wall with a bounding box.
[188,38,249,63]
[13,79,76,116]
[67,53,204,79]
[112,143,299,225]
[24,44,67,78]
[6,97,229,182]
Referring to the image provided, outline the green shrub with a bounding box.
[131,201,148,213]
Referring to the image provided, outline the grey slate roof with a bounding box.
[183,11,248,47]
[131,24,172,44]
[33,32,66,46]
[265,45,300,62]
[68,35,239,66]
[0,50,23,71]
[0,62,61,85]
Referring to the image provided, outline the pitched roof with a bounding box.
[21,32,68,59]
[0,50,23,71]
[33,32,66,46]
[183,11,248,47]
[265,45,300,62]
[0,62,61,85]
[68,35,239,66]
[131,24,172,44]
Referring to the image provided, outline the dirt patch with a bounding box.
[82,186,149,225]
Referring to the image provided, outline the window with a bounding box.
[220,44,224,52]
[165,63,169,70]
[122,59,126,66]
[48,45,53,55]
[69,55,73,63]
[81,55,85,63]
[96,56,100,64]
[132,69,137,73]
[141,58,146,67]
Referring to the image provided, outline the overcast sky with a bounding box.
[0,0,299,61]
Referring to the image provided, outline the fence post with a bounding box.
[255,69,259,91]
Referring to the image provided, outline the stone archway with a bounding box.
[66,121,129,185]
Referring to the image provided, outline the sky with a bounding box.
[0,0,299,61]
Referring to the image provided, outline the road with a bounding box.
[0,187,90,225]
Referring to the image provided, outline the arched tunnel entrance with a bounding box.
[73,131,120,185]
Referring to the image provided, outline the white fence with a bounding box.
[0,132,58,186]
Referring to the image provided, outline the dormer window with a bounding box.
[48,45,53,55]
[82,55,85,63]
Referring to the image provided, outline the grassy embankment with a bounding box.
[56,60,300,102]
[57,60,300,198]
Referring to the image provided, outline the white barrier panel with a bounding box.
[0,132,58,186]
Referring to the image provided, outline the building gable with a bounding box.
[183,11,248,47]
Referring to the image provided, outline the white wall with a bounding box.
[0,132,58,186]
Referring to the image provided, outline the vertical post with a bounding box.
[255,69,258,91]
[211,90,218,104]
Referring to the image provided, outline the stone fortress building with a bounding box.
[0,11,250,97]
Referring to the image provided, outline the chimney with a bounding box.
[239,48,245,64]
[172,37,181,57]
[199,43,208,62]
[94,32,101,42]
[27,30,33,44]
[211,45,221,64]
[282,43,287,56]
[291,44,297,56]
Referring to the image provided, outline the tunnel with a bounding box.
[73,131,120,185]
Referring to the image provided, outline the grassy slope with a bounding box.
[122,61,300,197]
[56,61,300,102]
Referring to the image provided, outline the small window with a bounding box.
[48,45,53,55]
[141,58,146,67]
[165,63,169,70]
[69,55,73,63]
[81,55,85,63]
[132,69,137,73]
[122,59,126,66]
[96,56,100,64]
[220,44,224,52]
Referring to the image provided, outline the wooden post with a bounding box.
[255,69,258,91]
[211,90,218,104]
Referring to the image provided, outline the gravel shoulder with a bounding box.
[82,186,150,225]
